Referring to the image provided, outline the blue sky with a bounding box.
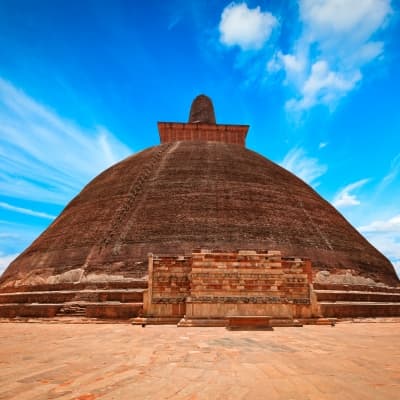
[0,0,399,277]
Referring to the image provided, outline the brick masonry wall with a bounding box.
[158,122,249,146]
[146,250,312,318]
[189,250,311,305]
[150,255,191,304]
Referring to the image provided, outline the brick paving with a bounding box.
[0,322,399,399]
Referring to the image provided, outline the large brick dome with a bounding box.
[1,96,398,288]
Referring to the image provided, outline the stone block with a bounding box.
[226,316,272,330]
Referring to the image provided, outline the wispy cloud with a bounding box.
[358,229,400,279]
[280,147,327,186]
[168,15,182,31]
[358,214,400,233]
[0,202,56,220]
[380,152,400,190]
[219,2,278,51]
[332,179,369,208]
[0,77,132,205]
[357,214,400,278]
[0,220,41,254]
[0,233,20,239]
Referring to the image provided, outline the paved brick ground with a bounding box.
[0,322,399,399]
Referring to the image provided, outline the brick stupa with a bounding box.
[0,95,399,320]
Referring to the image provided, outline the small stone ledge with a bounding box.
[132,316,182,326]
[226,315,273,330]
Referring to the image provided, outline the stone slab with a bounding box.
[226,315,273,330]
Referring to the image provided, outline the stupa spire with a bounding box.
[188,94,216,124]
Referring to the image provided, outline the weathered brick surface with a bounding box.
[0,281,147,294]
[189,250,310,305]
[0,304,60,318]
[85,303,142,319]
[150,255,191,304]
[188,94,216,124]
[0,290,143,304]
[315,291,400,302]
[320,303,400,317]
[313,283,400,293]
[146,250,313,318]
[158,122,248,146]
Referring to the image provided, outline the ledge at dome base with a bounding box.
[1,248,400,322]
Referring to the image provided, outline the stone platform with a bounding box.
[313,283,400,318]
[0,321,399,399]
[1,254,399,322]
[0,281,146,319]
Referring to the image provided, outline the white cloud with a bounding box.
[286,60,361,111]
[332,178,369,208]
[0,77,132,205]
[0,202,56,220]
[280,147,327,186]
[275,0,392,111]
[358,214,400,233]
[0,252,19,276]
[357,213,400,278]
[281,53,305,75]
[300,0,390,39]
[266,54,282,73]
[219,2,277,50]
[319,142,328,149]
[218,1,392,110]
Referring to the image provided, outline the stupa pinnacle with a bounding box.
[188,94,216,124]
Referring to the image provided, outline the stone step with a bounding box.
[132,316,183,326]
[85,302,143,319]
[0,289,145,304]
[315,290,400,303]
[319,302,400,318]
[225,315,273,330]
[0,302,143,319]
[313,283,400,293]
[0,280,148,293]
[56,311,85,316]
